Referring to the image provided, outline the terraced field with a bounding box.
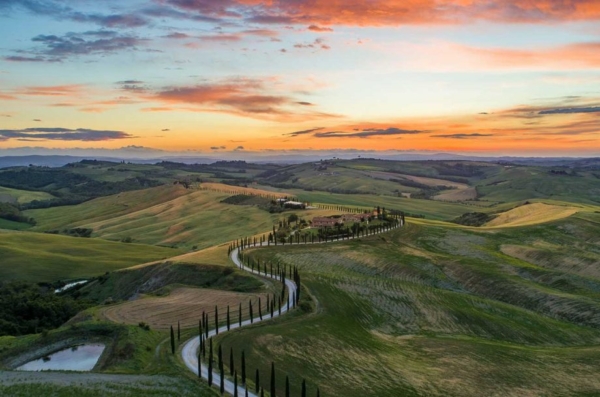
[215,214,600,397]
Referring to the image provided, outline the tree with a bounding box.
[241,350,246,384]
[208,338,214,386]
[270,362,276,397]
[227,305,231,331]
[218,344,223,374]
[230,347,235,376]
[198,351,201,378]
[302,379,306,397]
[317,387,320,397]
[170,325,175,354]
[220,362,225,395]
[239,302,243,327]
[215,305,219,334]
[285,376,290,397]
[234,371,239,397]
[255,369,260,393]
[258,297,263,320]
[249,300,254,323]
[177,321,181,342]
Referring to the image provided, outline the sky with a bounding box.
[1,0,600,158]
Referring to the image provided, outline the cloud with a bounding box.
[0,127,133,142]
[431,133,494,139]
[33,119,42,122]
[284,127,324,137]
[308,25,333,32]
[5,31,145,62]
[314,127,424,138]
[211,145,227,150]
[234,146,244,151]
[148,78,339,121]
[16,84,86,97]
[27,32,144,60]
[539,106,600,115]
[161,0,600,27]
[162,128,171,131]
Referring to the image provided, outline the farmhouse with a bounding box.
[283,201,306,209]
[342,214,365,223]
[312,217,338,228]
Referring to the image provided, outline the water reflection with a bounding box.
[17,343,105,372]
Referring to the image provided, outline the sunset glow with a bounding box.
[1,0,599,156]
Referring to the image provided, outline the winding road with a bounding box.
[181,221,403,396]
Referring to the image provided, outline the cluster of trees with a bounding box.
[0,202,36,225]
[0,281,91,336]
[0,166,163,210]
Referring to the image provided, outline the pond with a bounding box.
[16,343,105,372]
[54,280,88,294]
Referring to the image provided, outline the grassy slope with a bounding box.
[0,186,55,204]
[216,217,600,397]
[27,185,341,250]
[476,166,600,204]
[0,231,180,282]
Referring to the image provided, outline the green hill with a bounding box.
[216,213,600,397]
[0,230,180,282]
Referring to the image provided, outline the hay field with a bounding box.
[99,287,274,330]
[485,203,579,227]
[433,187,478,201]
[200,182,291,198]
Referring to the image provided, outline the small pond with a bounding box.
[16,343,105,372]
[54,280,88,294]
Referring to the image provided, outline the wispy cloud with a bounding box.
[314,127,424,138]
[0,127,133,142]
[431,133,494,139]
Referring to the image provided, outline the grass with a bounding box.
[0,218,33,230]
[485,202,580,227]
[26,185,341,250]
[0,185,55,204]
[214,217,600,397]
[0,230,181,282]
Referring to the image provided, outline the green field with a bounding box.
[0,186,55,204]
[26,185,339,250]
[0,230,180,282]
[3,158,600,396]
[214,214,600,396]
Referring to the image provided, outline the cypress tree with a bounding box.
[234,371,239,397]
[270,362,275,397]
[302,379,306,397]
[205,313,209,339]
[266,294,270,313]
[270,299,274,318]
[170,325,175,354]
[218,344,223,373]
[177,321,181,342]
[220,363,225,395]
[255,369,260,393]
[261,388,264,397]
[249,300,254,323]
[241,350,246,384]
[208,338,213,386]
[227,305,231,331]
[258,297,263,320]
[245,386,249,397]
[198,351,202,378]
[317,387,320,397]
[230,347,235,376]
[239,302,242,327]
[285,376,290,397]
[215,305,219,334]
